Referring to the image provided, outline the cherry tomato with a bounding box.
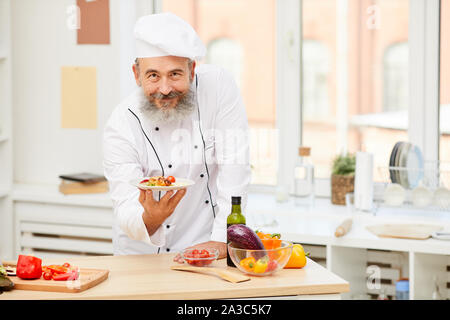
[167,176,176,183]
[63,263,70,268]
[199,250,209,258]
[43,272,52,280]
[266,260,278,272]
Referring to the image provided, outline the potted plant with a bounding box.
[331,153,356,205]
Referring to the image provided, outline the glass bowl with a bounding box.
[180,248,219,267]
[228,240,293,276]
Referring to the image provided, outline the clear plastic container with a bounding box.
[395,279,409,300]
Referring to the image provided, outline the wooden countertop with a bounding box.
[0,254,349,300]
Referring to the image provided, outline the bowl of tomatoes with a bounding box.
[181,248,219,267]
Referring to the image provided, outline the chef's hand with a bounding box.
[140,189,187,236]
[173,241,227,264]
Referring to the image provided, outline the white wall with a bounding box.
[11,0,140,185]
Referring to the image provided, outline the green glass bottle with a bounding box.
[226,196,246,267]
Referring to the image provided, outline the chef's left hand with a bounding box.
[173,241,227,263]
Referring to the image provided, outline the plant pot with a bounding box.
[331,174,354,205]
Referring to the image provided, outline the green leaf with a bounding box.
[332,153,356,176]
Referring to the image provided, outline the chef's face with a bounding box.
[133,56,195,110]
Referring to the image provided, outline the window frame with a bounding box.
[298,0,442,198]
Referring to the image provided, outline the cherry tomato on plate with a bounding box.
[167,176,176,183]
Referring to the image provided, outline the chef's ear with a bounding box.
[132,61,142,87]
[189,60,196,82]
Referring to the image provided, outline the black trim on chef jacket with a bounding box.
[195,75,217,218]
[128,108,165,178]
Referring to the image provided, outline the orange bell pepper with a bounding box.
[256,231,282,250]
[239,256,256,272]
[284,244,309,269]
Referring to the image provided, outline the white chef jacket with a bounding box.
[103,64,251,255]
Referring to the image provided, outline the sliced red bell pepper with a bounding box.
[46,265,68,274]
[16,255,42,279]
[52,270,79,281]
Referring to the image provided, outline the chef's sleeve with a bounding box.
[210,68,252,243]
[103,114,166,247]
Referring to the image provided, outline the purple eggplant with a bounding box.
[227,224,266,260]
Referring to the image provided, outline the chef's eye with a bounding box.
[147,73,159,80]
[170,72,182,78]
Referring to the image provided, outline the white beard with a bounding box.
[138,84,196,124]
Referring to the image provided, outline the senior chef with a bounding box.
[103,13,251,260]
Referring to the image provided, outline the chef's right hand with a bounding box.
[139,189,187,236]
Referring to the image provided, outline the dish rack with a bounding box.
[374,163,450,212]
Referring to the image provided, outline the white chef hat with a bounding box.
[134,12,206,60]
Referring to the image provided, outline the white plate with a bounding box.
[433,187,450,208]
[383,183,405,206]
[130,177,195,191]
[398,142,410,188]
[405,144,424,189]
[411,185,432,207]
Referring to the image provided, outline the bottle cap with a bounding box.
[299,147,311,156]
[231,196,241,205]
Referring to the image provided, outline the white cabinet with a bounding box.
[0,0,13,260]
[12,184,114,259]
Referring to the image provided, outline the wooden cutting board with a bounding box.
[3,262,109,293]
[366,224,444,240]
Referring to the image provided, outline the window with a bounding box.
[302,0,409,182]
[440,0,450,166]
[383,42,408,112]
[302,39,330,120]
[155,0,441,193]
[161,0,277,186]
[206,38,243,89]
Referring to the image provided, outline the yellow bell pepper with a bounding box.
[284,244,309,269]
[253,256,269,273]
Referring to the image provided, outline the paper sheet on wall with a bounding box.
[77,0,110,44]
[61,66,97,129]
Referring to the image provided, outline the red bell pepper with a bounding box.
[52,270,79,281]
[46,264,68,274]
[16,255,42,279]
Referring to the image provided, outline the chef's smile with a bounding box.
[150,90,185,109]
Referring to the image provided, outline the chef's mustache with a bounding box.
[150,91,184,100]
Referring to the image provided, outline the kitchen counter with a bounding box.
[246,194,450,255]
[0,254,349,300]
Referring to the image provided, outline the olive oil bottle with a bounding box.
[226,196,246,267]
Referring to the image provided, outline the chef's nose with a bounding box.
[159,79,172,96]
